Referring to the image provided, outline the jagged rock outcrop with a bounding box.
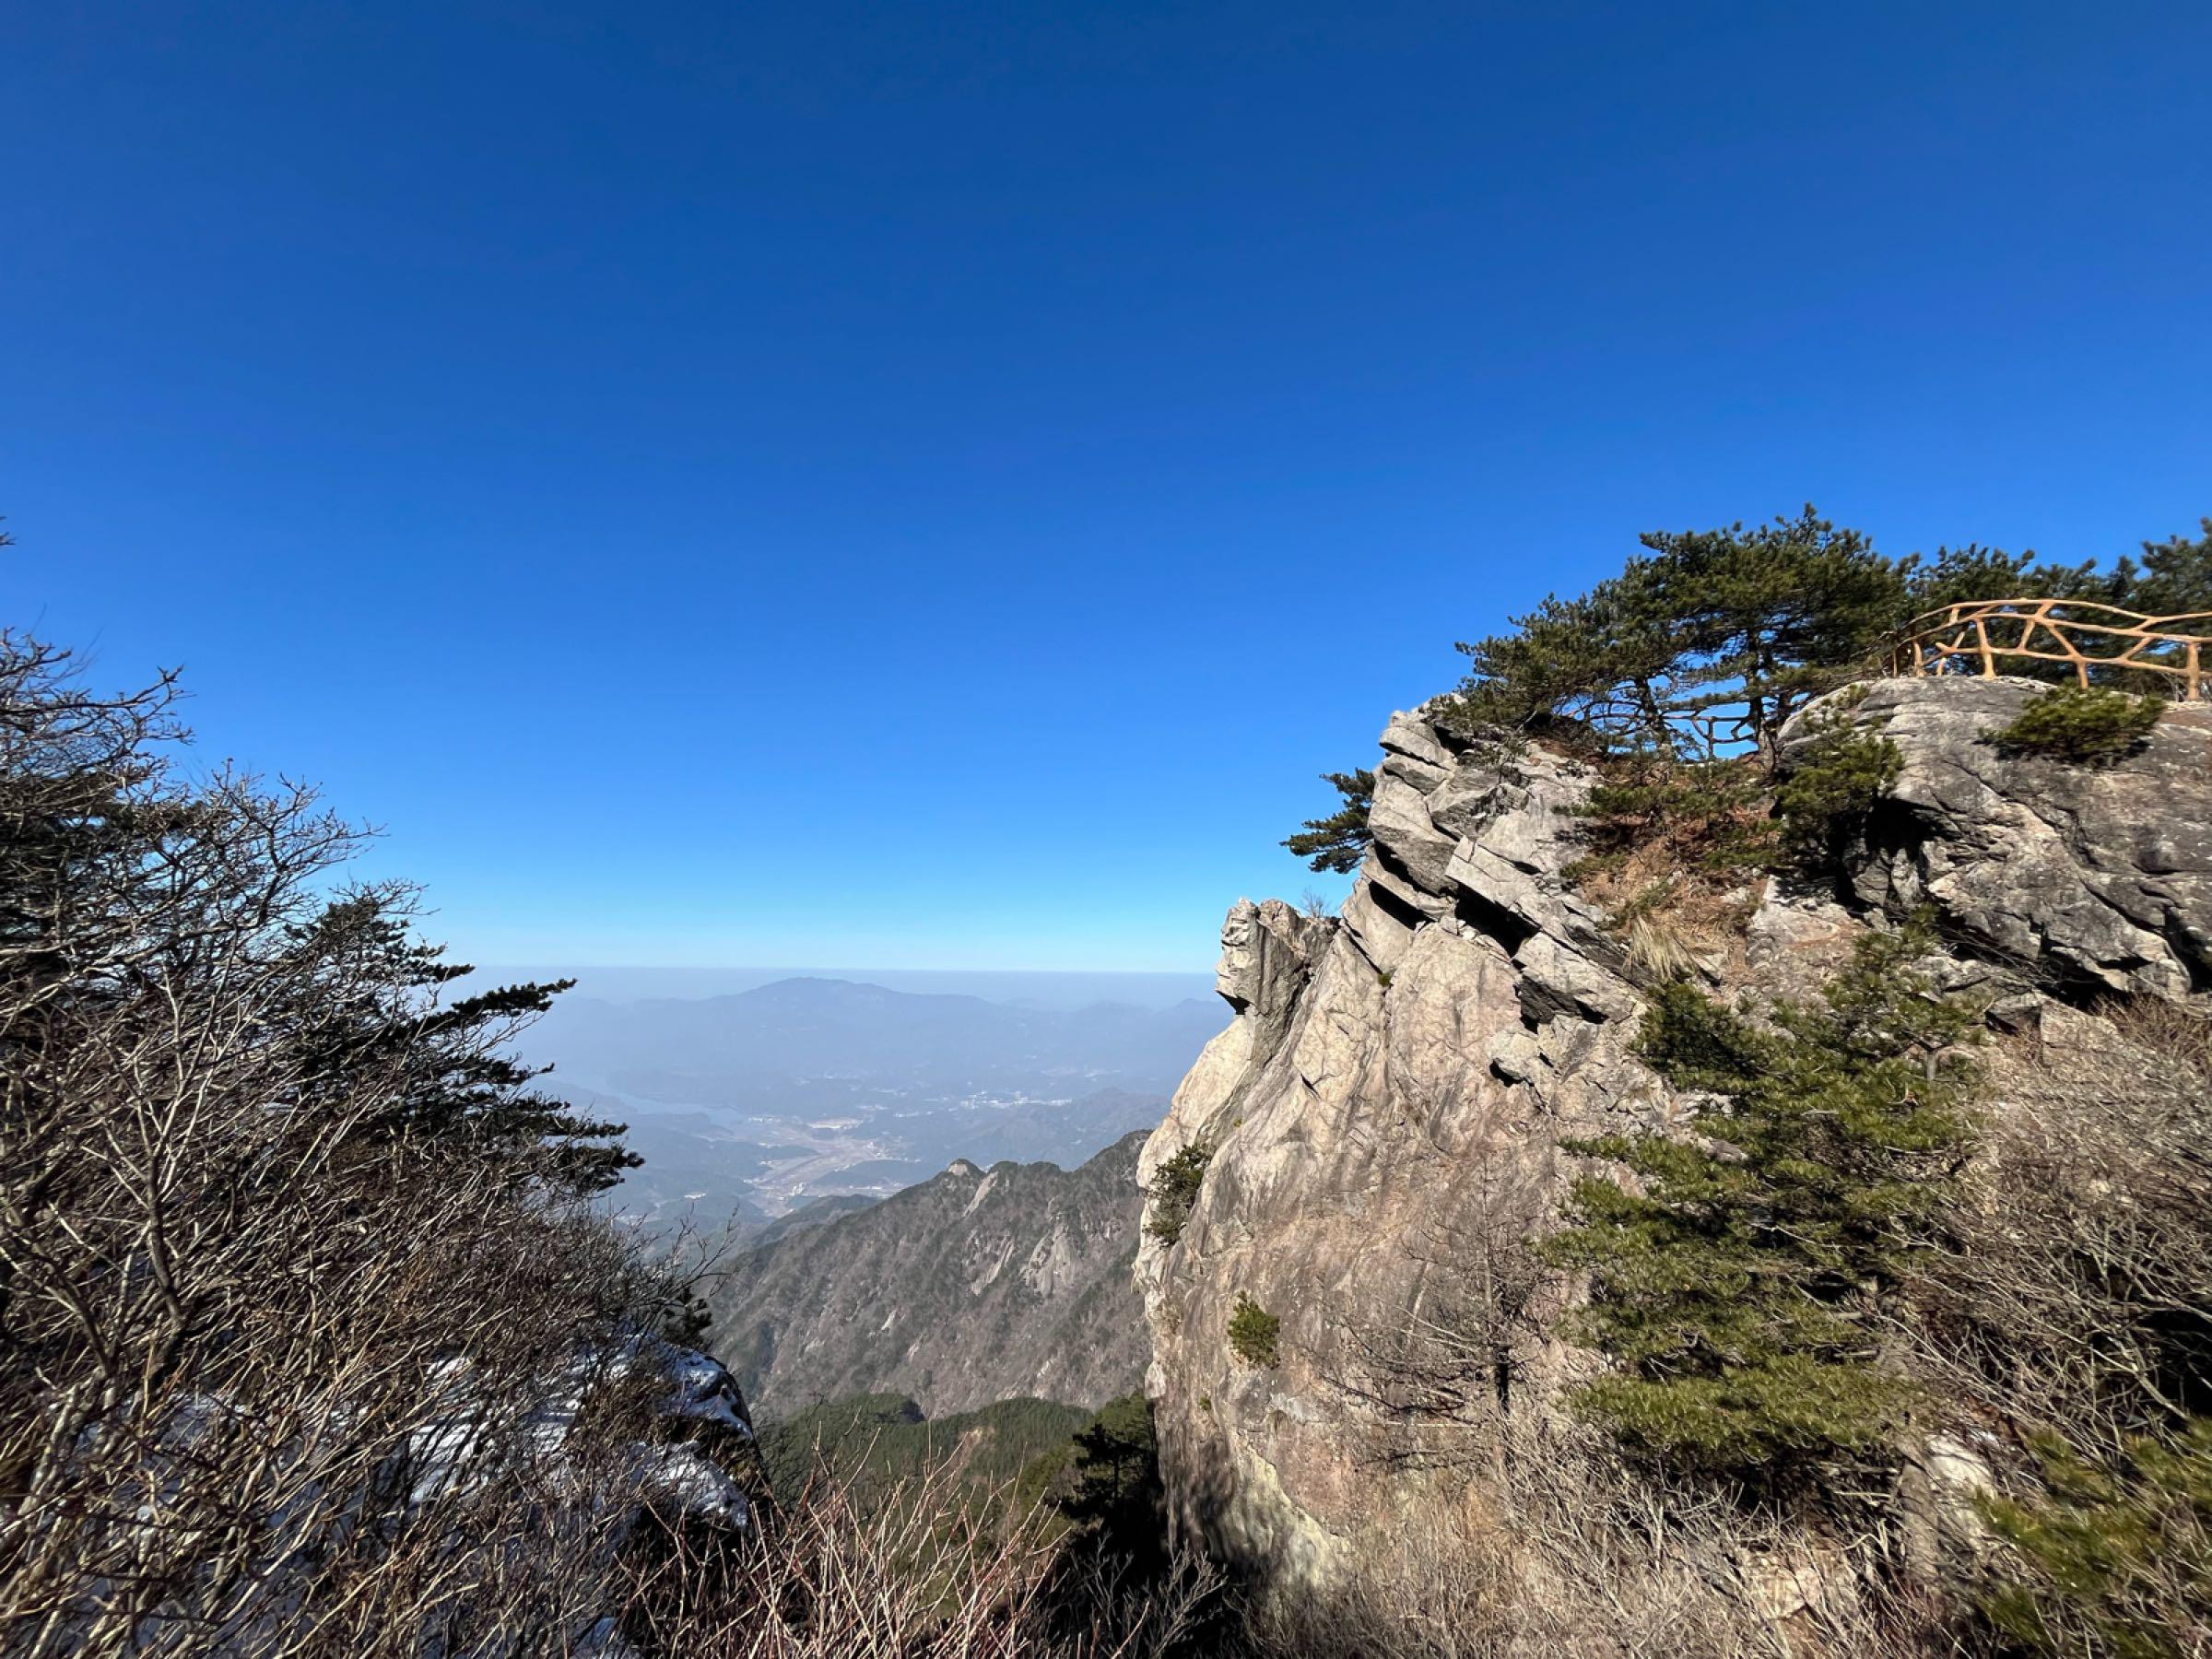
[1785,677,2212,998]
[710,1134,1149,1418]
[1136,718,1656,1590]
[1136,677,2212,1598]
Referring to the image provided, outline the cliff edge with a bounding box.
[1135,676,2212,1603]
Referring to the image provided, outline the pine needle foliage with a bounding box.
[1450,512,2209,767]
[1989,684,2165,764]
[1052,1393,1169,1567]
[1772,691,1902,865]
[1897,541,2109,619]
[1282,768,1375,874]
[1569,750,1776,884]
[1977,1420,2212,1659]
[1451,573,1683,746]
[1543,925,1980,1477]
[1229,1294,1282,1369]
[1145,1140,1213,1245]
[1642,511,1906,760]
[283,895,635,1193]
[1455,508,1906,765]
[2103,518,2212,618]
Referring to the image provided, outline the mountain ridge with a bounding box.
[708,1131,1150,1418]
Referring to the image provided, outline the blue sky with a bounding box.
[7,1,2208,970]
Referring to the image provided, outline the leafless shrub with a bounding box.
[618,1459,1222,1658]
[2102,992,2212,1087]
[0,633,1241,1658]
[1310,1154,1932,1657]
[1318,1336,1896,1655]
[1909,1002,2212,1455]
[0,638,724,1654]
[1249,1423,1903,1659]
[1324,1193,1553,1487]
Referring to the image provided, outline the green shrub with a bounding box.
[1978,1420,2212,1659]
[1989,684,2164,762]
[1542,924,1978,1477]
[1570,750,1778,882]
[1145,1140,1213,1246]
[1229,1293,1281,1368]
[1773,692,1901,865]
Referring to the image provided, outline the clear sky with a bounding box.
[7,1,2208,970]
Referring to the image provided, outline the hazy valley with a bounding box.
[512,972,1224,1230]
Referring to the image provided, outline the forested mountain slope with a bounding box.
[709,1133,1149,1417]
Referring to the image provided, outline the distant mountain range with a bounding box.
[516,975,1219,1229]
[706,1133,1150,1418]
[535,975,1226,1101]
[484,965,1216,1011]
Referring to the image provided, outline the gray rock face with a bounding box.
[1782,677,2212,998]
[1139,677,2212,1599]
[1136,711,1663,1591]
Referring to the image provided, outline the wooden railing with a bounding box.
[1887,598,2212,701]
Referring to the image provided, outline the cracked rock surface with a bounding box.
[1136,711,1659,1591]
[1786,677,2212,998]
[1137,678,2212,1596]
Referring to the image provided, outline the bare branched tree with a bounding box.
[0,636,706,1655]
[0,634,1241,1659]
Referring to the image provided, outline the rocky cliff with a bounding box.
[1135,676,2212,1597]
[711,1133,1150,1418]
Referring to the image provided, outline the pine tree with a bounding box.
[1772,691,1903,865]
[1542,925,1978,1477]
[0,634,632,1202]
[2104,518,2212,618]
[1898,541,2104,618]
[1640,508,1907,762]
[1453,564,1683,747]
[1282,769,1375,873]
[1453,508,1905,766]
[278,895,635,1194]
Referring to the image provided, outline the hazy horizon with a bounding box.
[482,964,1220,1012]
[500,965,1229,1224]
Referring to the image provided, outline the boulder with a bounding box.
[1783,677,2212,997]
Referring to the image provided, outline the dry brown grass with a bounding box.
[618,1464,1223,1658]
[1245,1430,1918,1659]
[1574,835,1759,987]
